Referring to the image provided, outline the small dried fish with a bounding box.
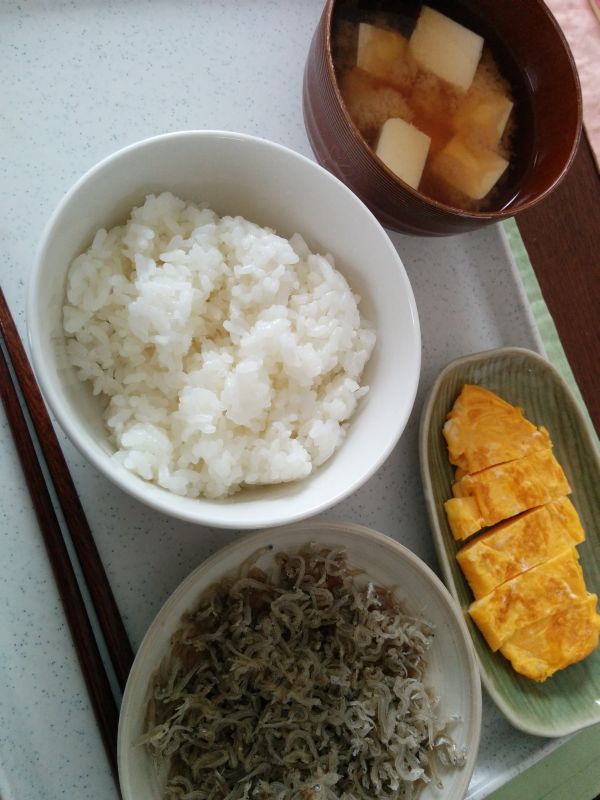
[142,545,465,800]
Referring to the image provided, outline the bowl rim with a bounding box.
[321,0,583,220]
[27,129,421,529]
[118,520,482,800]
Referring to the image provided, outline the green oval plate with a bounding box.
[419,347,600,737]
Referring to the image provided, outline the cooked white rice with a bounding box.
[63,192,376,499]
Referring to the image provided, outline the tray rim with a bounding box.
[0,0,594,794]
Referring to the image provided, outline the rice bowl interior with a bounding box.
[63,192,376,500]
[28,131,421,528]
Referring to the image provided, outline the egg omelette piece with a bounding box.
[445,448,571,540]
[445,495,485,541]
[468,547,586,652]
[500,594,600,681]
[456,497,585,599]
[443,384,551,474]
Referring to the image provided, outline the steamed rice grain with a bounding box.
[63,192,376,498]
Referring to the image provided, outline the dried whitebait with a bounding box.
[142,545,465,799]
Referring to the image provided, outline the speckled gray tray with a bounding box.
[0,3,570,800]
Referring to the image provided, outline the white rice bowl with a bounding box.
[63,192,376,499]
[29,131,420,529]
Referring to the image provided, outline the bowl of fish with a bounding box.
[118,521,482,800]
[303,0,582,235]
[28,130,420,529]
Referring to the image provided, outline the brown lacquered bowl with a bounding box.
[303,0,582,236]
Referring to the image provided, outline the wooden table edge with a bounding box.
[516,131,599,435]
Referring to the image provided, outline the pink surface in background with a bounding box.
[545,0,600,169]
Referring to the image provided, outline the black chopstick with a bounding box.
[0,331,120,781]
[0,287,134,785]
[0,288,134,691]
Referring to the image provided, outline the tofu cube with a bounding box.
[431,135,508,199]
[375,117,431,189]
[357,23,411,88]
[409,6,484,91]
[453,89,513,148]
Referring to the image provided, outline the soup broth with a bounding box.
[333,1,518,211]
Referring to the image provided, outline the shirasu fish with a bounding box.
[141,545,466,800]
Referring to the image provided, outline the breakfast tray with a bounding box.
[0,3,596,799]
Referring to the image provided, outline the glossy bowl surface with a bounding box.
[28,130,420,529]
[303,0,582,235]
[118,521,482,800]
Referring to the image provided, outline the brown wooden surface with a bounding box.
[0,288,134,693]
[517,132,600,434]
[0,307,120,786]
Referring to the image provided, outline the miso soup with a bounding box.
[333,2,518,211]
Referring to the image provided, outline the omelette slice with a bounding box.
[468,548,586,651]
[500,594,600,681]
[445,448,571,540]
[443,384,551,474]
[445,496,484,540]
[456,497,585,599]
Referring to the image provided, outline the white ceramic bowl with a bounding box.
[28,130,420,529]
[118,521,481,800]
